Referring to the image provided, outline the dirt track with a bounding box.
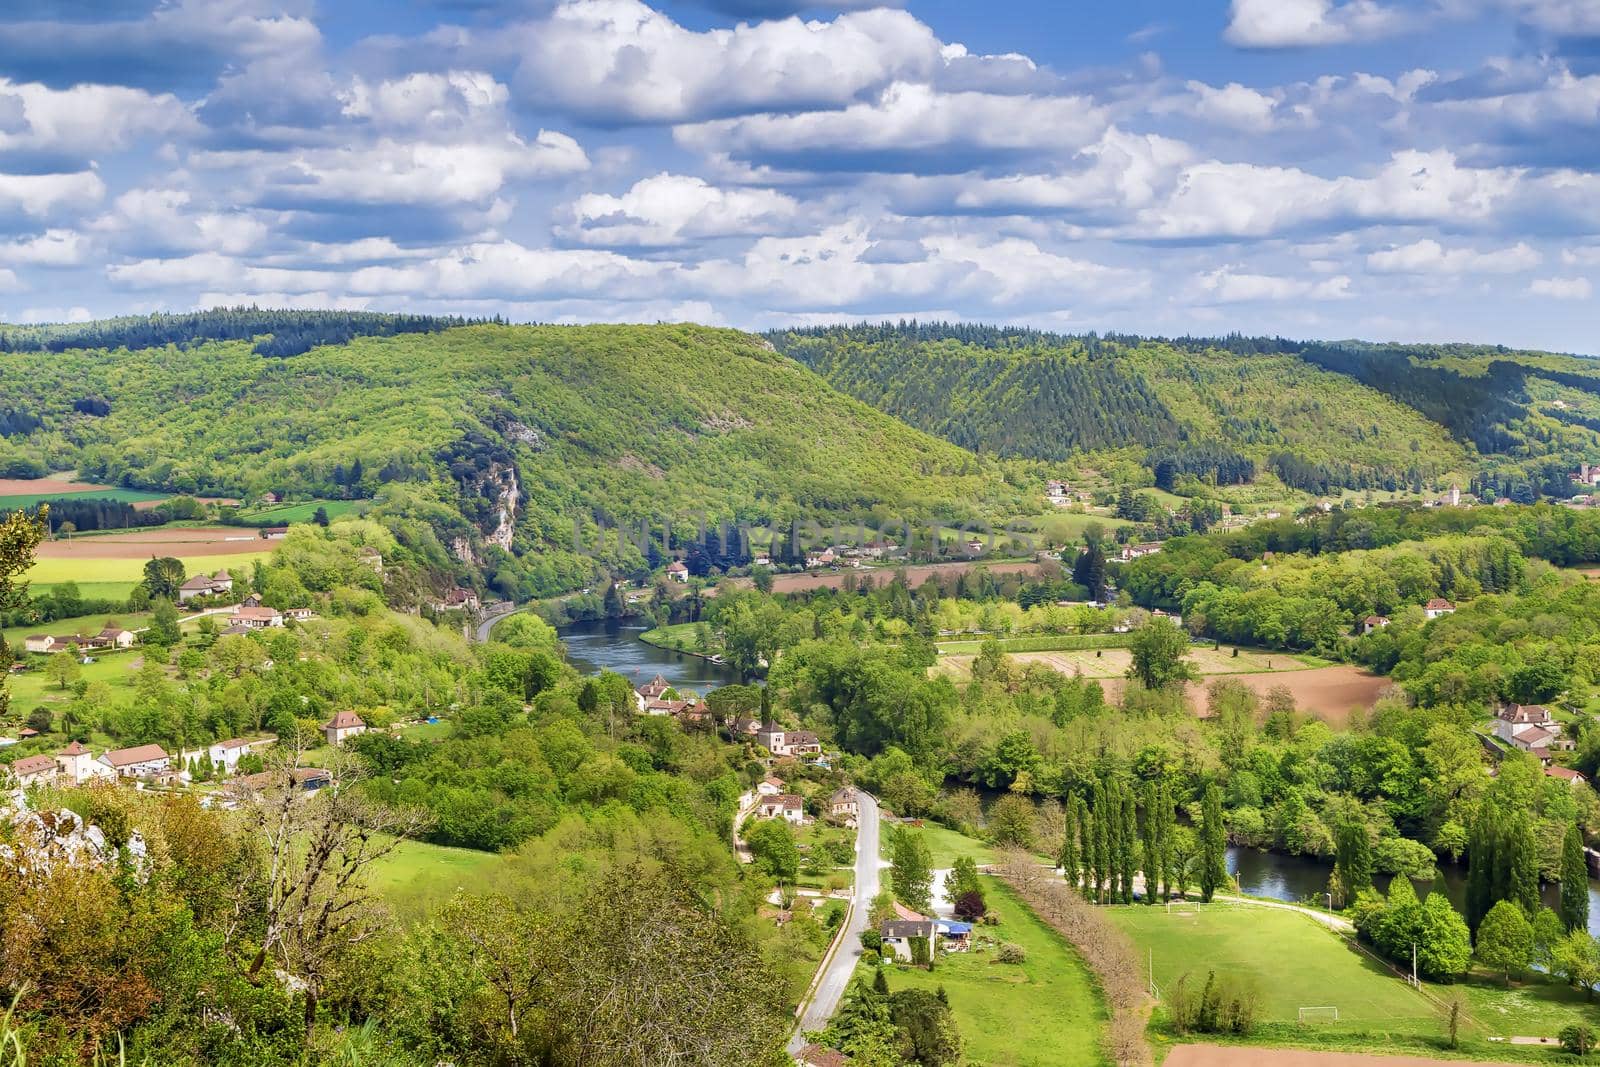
[1166,1046,1520,1067]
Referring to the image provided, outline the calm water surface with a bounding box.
[557,617,739,694]
[1228,846,1600,938]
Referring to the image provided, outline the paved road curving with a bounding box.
[789,791,881,1052]
[473,606,520,643]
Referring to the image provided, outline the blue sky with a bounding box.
[1,0,1597,350]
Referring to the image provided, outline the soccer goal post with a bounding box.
[1297,1006,1340,1025]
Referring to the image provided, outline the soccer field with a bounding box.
[1108,903,1435,1031]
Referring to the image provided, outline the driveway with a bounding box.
[789,791,880,1051]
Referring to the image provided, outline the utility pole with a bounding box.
[1412,942,1418,988]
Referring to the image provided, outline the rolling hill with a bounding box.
[771,323,1600,499]
[0,314,1027,597]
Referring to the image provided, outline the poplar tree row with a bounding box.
[1057,778,1228,904]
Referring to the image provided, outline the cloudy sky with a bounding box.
[1,0,1597,350]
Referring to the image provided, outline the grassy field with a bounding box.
[28,580,140,601]
[24,552,271,587]
[935,645,1328,682]
[868,877,1106,1066]
[1111,901,1599,1053]
[1111,903,1433,1033]
[365,838,508,917]
[2,610,154,646]
[234,500,363,525]
[1033,511,1132,544]
[914,822,1000,868]
[936,633,1135,655]
[639,622,707,652]
[0,487,169,509]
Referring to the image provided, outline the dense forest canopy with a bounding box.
[0,307,484,358]
[771,322,1600,495]
[0,320,1027,599]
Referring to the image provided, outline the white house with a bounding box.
[323,711,368,746]
[231,605,284,629]
[1424,598,1456,619]
[55,740,106,784]
[756,775,785,797]
[8,753,58,787]
[1495,704,1566,759]
[1362,615,1390,635]
[22,634,71,654]
[207,738,254,773]
[178,571,233,603]
[754,793,805,824]
[666,561,689,583]
[1121,542,1163,561]
[879,919,939,962]
[99,743,171,779]
[97,627,137,650]
[830,786,860,821]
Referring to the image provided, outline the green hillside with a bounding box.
[0,318,1025,595]
[772,323,1600,498]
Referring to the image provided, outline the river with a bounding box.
[1229,846,1600,938]
[560,619,1600,932]
[558,617,739,693]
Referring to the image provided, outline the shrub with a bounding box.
[953,889,986,921]
[859,929,882,952]
[1560,1023,1595,1056]
[996,942,1027,965]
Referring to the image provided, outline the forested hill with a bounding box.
[771,323,1600,496]
[0,317,1024,596]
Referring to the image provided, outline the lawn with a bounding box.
[639,622,708,653]
[233,500,363,525]
[24,552,271,586]
[2,610,153,647]
[936,633,1134,655]
[913,822,999,868]
[28,580,139,602]
[867,877,1106,1066]
[1110,903,1434,1033]
[365,838,508,917]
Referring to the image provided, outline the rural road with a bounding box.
[789,790,881,1052]
[473,605,519,643]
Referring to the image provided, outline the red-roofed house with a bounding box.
[1424,598,1456,619]
[756,775,785,797]
[207,737,255,773]
[754,793,805,824]
[231,605,284,629]
[98,744,171,778]
[8,753,58,787]
[55,740,103,784]
[1547,765,1588,785]
[323,711,368,747]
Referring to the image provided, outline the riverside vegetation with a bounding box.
[7,315,1600,1062]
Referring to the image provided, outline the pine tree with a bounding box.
[1199,783,1226,903]
[1562,821,1590,934]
